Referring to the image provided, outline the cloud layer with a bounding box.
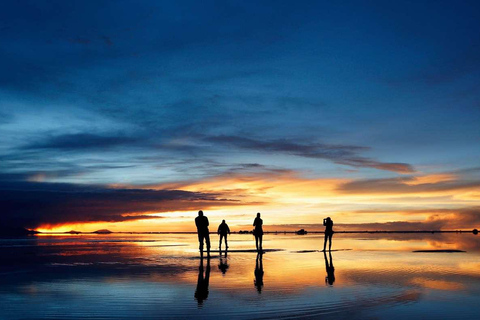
[0,178,241,229]
[1,1,479,231]
[207,135,414,173]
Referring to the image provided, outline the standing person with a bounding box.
[195,210,210,256]
[217,220,231,250]
[323,217,334,252]
[253,212,263,252]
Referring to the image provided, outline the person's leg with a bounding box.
[198,233,204,253]
[259,234,263,251]
[219,234,223,250]
[323,233,327,251]
[328,233,333,251]
[225,234,228,249]
[205,233,211,256]
[255,235,259,251]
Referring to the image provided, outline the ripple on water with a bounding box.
[2,234,480,319]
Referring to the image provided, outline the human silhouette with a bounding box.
[323,217,334,251]
[253,212,263,252]
[195,210,210,256]
[217,219,231,250]
[218,250,229,275]
[254,252,264,293]
[195,257,211,305]
[324,251,335,286]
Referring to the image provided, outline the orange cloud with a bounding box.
[7,167,480,232]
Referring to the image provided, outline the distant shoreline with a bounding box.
[33,230,477,235]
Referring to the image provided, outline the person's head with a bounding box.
[198,210,203,217]
[257,212,261,218]
[326,217,331,221]
[222,219,225,223]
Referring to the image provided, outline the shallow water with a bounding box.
[1,233,480,319]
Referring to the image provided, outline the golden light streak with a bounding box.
[38,171,480,232]
[404,174,457,185]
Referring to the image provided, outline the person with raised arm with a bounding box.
[323,217,334,252]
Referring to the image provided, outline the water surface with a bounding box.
[1,233,479,319]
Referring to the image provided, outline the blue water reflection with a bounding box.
[1,233,479,319]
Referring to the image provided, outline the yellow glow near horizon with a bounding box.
[36,171,480,232]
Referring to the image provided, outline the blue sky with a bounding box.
[1,0,479,230]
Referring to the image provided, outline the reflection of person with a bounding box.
[195,257,211,305]
[195,210,210,256]
[253,212,263,252]
[254,253,264,293]
[218,250,229,275]
[323,217,334,252]
[217,220,231,250]
[324,251,335,285]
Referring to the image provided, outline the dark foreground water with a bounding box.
[1,233,480,319]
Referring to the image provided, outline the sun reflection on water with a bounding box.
[1,233,480,319]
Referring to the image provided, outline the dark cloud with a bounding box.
[334,158,415,174]
[16,129,415,175]
[338,176,480,194]
[0,178,241,229]
[0,152,141,182]
[207,135,414,173]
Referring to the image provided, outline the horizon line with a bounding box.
[34,229,478,235]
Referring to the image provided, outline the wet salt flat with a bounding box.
[1,233,480,319]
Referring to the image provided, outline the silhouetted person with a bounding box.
[195,210,210,256]
[323,217,334,251]
[254,252,264,293]
[253,212,263,252]
[218,250,229,275]
[195,257,210,306]
[324,251,335,285]
[217,220,231,250]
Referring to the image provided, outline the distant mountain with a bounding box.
[0,227,39,237]
[93,229,113,234]
[66,230,82,234]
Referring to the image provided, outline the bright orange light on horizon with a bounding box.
[35,171,480,233]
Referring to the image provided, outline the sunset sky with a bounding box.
[1,0,479,232]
